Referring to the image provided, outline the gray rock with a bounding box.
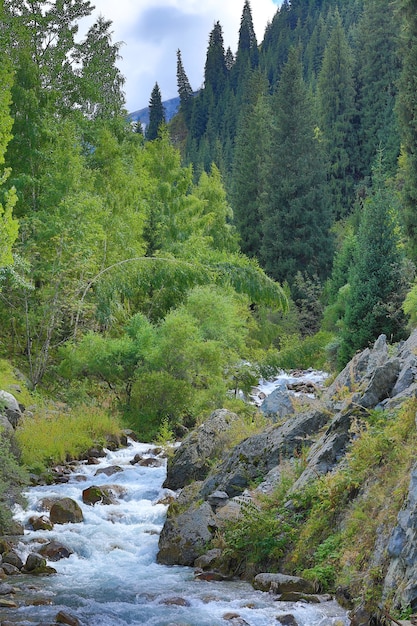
[260,380,294,421]
[383,462,417,610]
[49,498,84,524]
[359,358,401,408]
[200,408,330,497]
[253,573,315,594]
[0,390,22,428]
[38,540,74,561]
[392,354,417,397]
[164,409,241,490]
[207,490,229,509]
[157,501,217,566]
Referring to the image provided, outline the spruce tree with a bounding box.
[260,47,332,285]
[204,21,227,102]
[397,0,417,259]
[230,72,270,258]
[317,10,357,218]
[231,1,259,89]
[146,83,165,141]
[176,49,193,126]
[339,153,407,364]
[356,0,400,179]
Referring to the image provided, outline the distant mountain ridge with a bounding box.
[128,96,180,129]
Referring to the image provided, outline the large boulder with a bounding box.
[49,498,83,524]
[200,408,331,498]
[164,409,241,491]
[157,500,217,566]
[260,380,294,421]
[0,390,22,428]
[253,573,316,594]
[38,540,74,561]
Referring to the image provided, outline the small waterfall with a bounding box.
[4,439,349,625]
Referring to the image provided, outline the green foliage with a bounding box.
[261,330,334,374]
[222,499,292,569]
[15,405,122,473]
[302,534,342,591]
[146,83,165,141]
[339,155,408,364]
[0,429,29,533]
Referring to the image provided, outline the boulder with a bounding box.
[0,390,22,428]
[260,380,294,421]
[200,408,330,498]
[49,498,84,524]
[29,515,54,531]
[82,485,114,506]
[253,573,315,594]
[164,409,241,491]
[94,465,123,477]
[23,552,56,575]
[358,358,401,408]
[38,539,74,561]
[56,610,81,626]
[157,501,217,566]
[2,550,23,570]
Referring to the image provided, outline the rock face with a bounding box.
[157,329,417,601]
[164,409,241,491]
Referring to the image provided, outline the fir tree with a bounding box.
[317,10,357,218]
[204,21,227,101]
[397,0,417,259]
[176,49,193,125]
[146,83,165,141]
[260,47,332,285]
[340,153,407,364]
[356,0,400,179]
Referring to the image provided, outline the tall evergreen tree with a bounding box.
[204,21,227,101]
[340,153,407,364]
[230,72,270,257]
[146,83,165,141]
[317,10,357,218]
[231,1,259,89]
[176,49,193,125]
[260,47,332,285]
[355,0,400,179]
[397,0,417,259]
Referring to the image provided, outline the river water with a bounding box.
[6,438,349,626]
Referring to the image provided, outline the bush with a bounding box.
[0,429,29,533]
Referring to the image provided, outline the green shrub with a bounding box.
[0,429,29,533]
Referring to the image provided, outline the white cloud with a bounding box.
[85,0,280,112]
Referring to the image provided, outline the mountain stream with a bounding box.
[3,373,350,626]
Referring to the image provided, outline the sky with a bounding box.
[85,0,281,114]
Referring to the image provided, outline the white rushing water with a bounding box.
[7,439,349,626]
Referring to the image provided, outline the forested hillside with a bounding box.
[1,0,417,443]
[167,0,417,368]
[0,0,287,443]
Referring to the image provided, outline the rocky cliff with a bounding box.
[157,330,417,624]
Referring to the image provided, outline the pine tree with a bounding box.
[397,0,417,259]
[317,10,357,218]
[176,49,193,125]
[340,153,407,364]
[231,0,259,89]
[146,83,165,141]
[260,47,332,285]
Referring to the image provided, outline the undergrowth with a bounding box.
[215,398,417,605]
[15,405,122,473]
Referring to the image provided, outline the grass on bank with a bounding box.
[15,405,122,473]
[215,398,417,614]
